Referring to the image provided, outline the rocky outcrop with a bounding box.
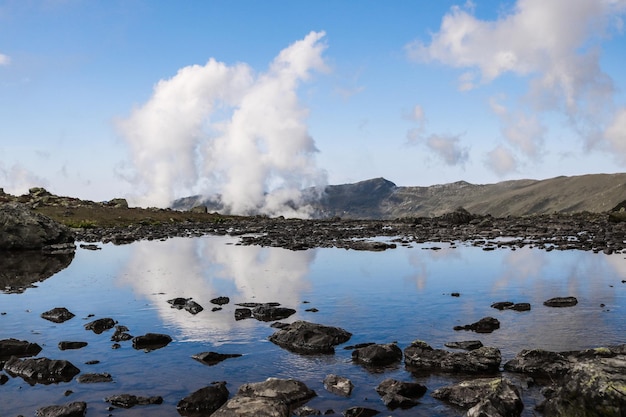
[432,377,523,417]
[212,396,290,417]
[76,373,113,383]
[35,401,87,417]
[131,333,172,351]
[177,381,229,416]
[192,351,242,366]
[0,202,74,250]
[84,317,116,334]
[454,316,500,333]
[543,296,578,307]
[3,357,80,384]
[404,340,501,374]
[323,374,354,397]
[375,378,427,409]
[491,301,531,311]
[268,321,352,354]
[351,342,402,367]
[0,338,42,360]
[444,340,483,351]
[104,394,163,408]
[251,304,296,321]
[41,307,75,323]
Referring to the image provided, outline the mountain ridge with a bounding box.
[172,173,626,219]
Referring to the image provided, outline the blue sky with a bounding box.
[1,0,625,213]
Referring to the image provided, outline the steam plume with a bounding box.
[118,31,328,216]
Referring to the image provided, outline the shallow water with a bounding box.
[1,236,625,416]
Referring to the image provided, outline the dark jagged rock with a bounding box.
[0,250,74,294]
[84,317,116,334]
[503,349,571,379]
[293,405,322,416]
[234,308,252,320]
[343,406,380,417]
[132,333,172,351]
[58,341,88,350]
[184,300,204,314]
[252,304,296,321]
[76,373,112,383]
[351,343,402,367]
[404,340,501,374]
[111,325,132,342]
[177,381,229,415]
[375,378,427,409]
[192,351,242,366]
[491,301,514,310]
[41,307,75,323]
[105,394,163,408]
[0,202,75,250]
[323,374,354,397]
[0,373,8,384]
[432,377,523,417]
[543,296,578,307]
[35,401,87,417]
[167,297,189,308]
[454,316,500,333]
[212,396,290,417]
[509,302,531,311]
[237,377,316,406]
[0,338,42,360]
[3,357,80,384]
[268,321,352,354]
[211,296,230,305]
[444,340,484,351]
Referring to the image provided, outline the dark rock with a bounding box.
[167,297,189,308]
[510,302,531,311]
[0,250,74,294]
[503,349,571,380]
[323,374,354,397]
[444,340,484,351]
[351,343,402,367]
[105,394,163,408]
[177,381,229,415]
[58,341,88,350]
[252,304,296,321]
[344,342,375,350]
[491,301,514,310]
[132,333,172,351]
[294,405,322,416]
[77,373,112,383]
[79,243,100,250]
[41,307,75,323]
[211,296,230,305]
[375,378,426,409]
[0,202,75,250]
[184,300,204,315]
[84,317,116,334]
[0,373,8,384]
[0,338,42,360]
[451,292,460,297]
[305,308,319,312]
[404,340,501,374]
[454,316,500,333]
[349,240,396,251]
[212,396,289,417]
[237,377,316,406]
[35,401,87,417]
[192,351,242,366]
[111,325,132,342]
[432,377,523,417]
[543,296,578,307]
[3,357,80,384]
[343,406,380,417]
[235,308,252,320]
[268,321,352,354]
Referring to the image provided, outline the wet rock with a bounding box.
[237,377,316,406]
[509,302,531,311]
[3,357,80,384]
[0,202,75,250]
[212,396,290,417]
[105,394,163,408]
[79,243,100,250]
[77,373,112,383]
[0,250,74,294]
[35,401,87,417]
[192,351,242,366]
[349,240,396,251]
[132,333,172,351]
[41,307,75,323]
[404,340,501,374]
[444,340,483,351]
[184,300,204,314]
[543,296,578,307]
[351,342,402,367]
[211,296,230,305]
[0,373,8,384]
[454,316,500,333]
[432,377,523,417]
[252,304,296,321]
[375,378,427,409]
[293,405,322,416]
[84,317,116,334]
[177,381,229,415]
[0,338,42,360]
[167,297,189,308]
[491,301,514,310]
[323,374,354,397]
[168,297,203,314]
[343,406,380,417]
[58,341,88,350]
[111,325,132,342]
[235,308,252,320]
[268,321,352,354]
[503,349,571,380]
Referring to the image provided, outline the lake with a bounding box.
[1,235,625,416]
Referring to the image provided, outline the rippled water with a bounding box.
[1,236,625,416]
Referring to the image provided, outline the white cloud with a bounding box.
[605,107,626,157]
[425,134,469,166]
[490,96,546,158]
[485,145,518,176]
[0,163,48,194]
[410,104,425,122]
[118,31,329,216]
[0,53,9,66]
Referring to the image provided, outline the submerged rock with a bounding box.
[35,401,87,417]
[77,373,113,383]
[41,307,75,323]
[105,394,163,408]
[268,321,352,354]
[3,357,80,384]
[211,296,230,305]
[84,317,116,334]
[454,316,500,333]
[212,396,289,417]
[177,381,229,415]
[375,378,427,409]
[404,340,501,374]
[192,351,242,366]
[432,377,523,417]
[0,338,42,360]
[543,296,578,307]
[252,304,296,321]
[132,333,172,351]
[352,343,402,367]
[58,341,88,350]
[323,374,354,397]
[444,340,483,351]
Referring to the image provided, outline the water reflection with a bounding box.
[0,250,74,293]
[116,237,316,342]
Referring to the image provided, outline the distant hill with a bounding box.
[172,173,626,219]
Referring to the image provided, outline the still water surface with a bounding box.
[1,236,625,416]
